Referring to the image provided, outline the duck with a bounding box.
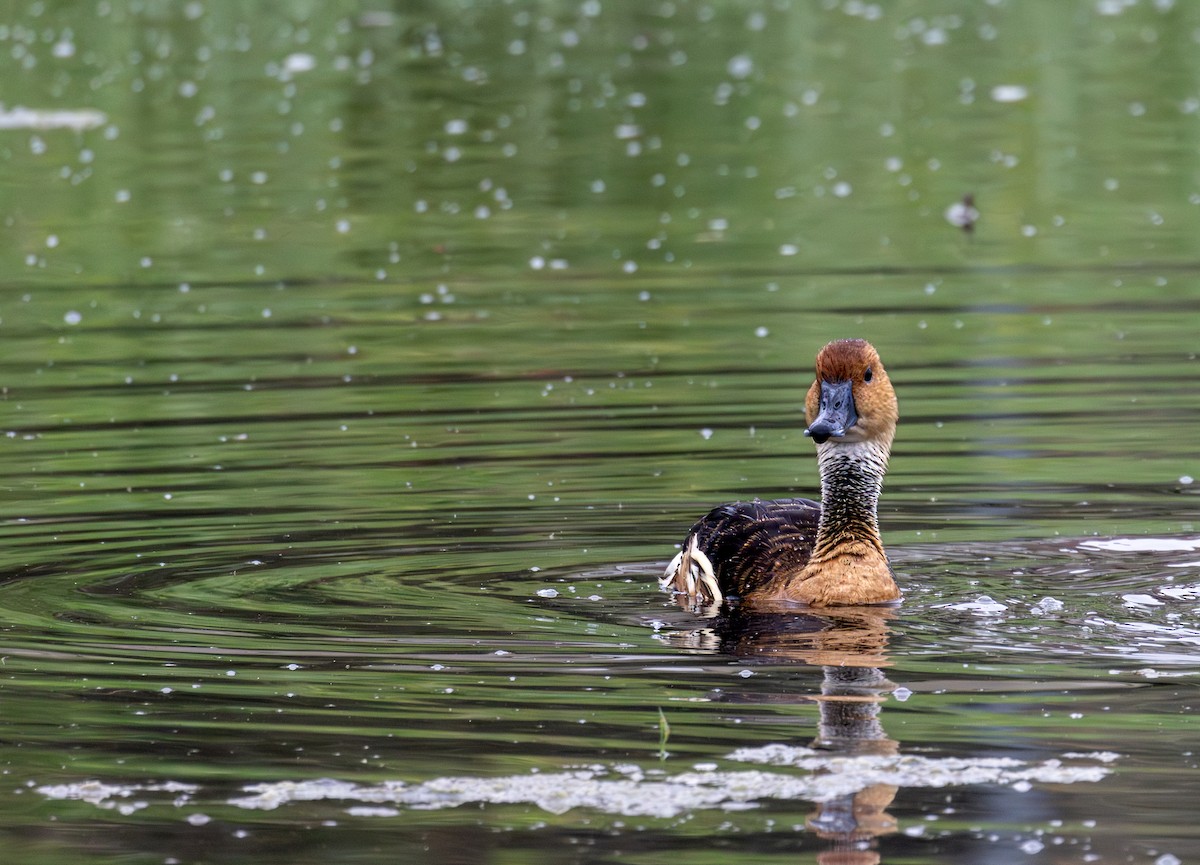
[662,338,900,608]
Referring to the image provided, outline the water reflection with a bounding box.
[665,605,900,860]
[807,664,897,863]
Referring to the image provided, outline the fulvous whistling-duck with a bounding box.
[662,338,900,608]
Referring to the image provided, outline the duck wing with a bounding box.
[662,498,821,604]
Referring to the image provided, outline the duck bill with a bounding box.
[804,380,858,444]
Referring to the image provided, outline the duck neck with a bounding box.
[810,440,889,563]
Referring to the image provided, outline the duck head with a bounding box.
[803,339,898,449]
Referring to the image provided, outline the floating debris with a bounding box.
[36,749,1114,820]
[0,106,107,131]
[945,193,979,232]
[935,594,1009,615]
[990,84,1029,103]
[1080,537,1200,553]
[224,749,1113,817]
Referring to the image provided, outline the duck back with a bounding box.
[668,498,822,600]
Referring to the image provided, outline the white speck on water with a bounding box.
[727,54,754,79]
[1155,854,1182,865]
[64,310,82,325]
[1031,597,1064,615]
[990,84,1029,103]
[922,27,948,46]
[779,243,798,256]
[892,687,913,701]
[1021,224,1038,237]
[336,219,351,234]
[945,200,979,228]
[699,428,714,440]
[591,179,606,194]
[738,669,754,678]
[1019,839,1043,854]
[282,52,316,76]
[536,588,559,598]
[832,181,852,197]
[250,171,268,184]
[225,670,236,677]
[444,118,468,135]
[347,805,400,817]
[622,260,637,274]
[1180,475,1194,485]
[754,326,769,338]
[529,256,545,270]
[1122,593,1164,607]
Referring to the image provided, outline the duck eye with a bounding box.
[863,367,873,382]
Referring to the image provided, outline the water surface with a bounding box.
[3,3,1200,863]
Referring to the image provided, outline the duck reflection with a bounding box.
[665,602,899,862]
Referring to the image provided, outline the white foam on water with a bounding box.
[0,107,107,131]
[1079,537,1200,553]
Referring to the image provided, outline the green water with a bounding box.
[2,2,1200,863]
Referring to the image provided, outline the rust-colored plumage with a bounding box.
[663,338,900,609]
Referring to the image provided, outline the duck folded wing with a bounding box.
[662,498,821,604]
